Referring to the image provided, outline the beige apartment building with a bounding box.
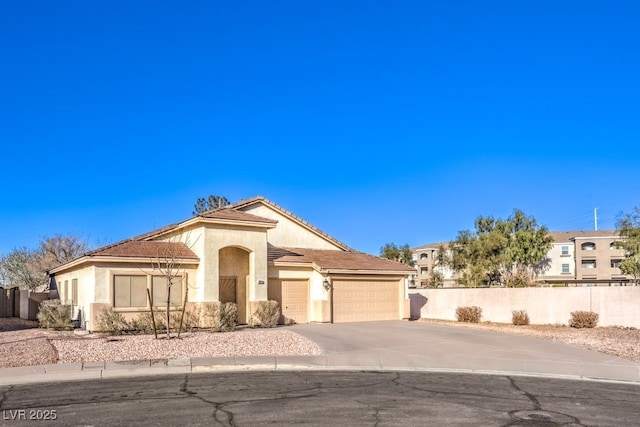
[412,230,631,288]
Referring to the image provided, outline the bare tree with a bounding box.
[0,234,89,291]
[146,234,199,339]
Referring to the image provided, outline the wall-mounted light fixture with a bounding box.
[322,278,331,291]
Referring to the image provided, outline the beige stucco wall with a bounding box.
[88,263,198,331]
[156,223,269,304]
[541,242,575,279]
[201,225,269,302]
[574,237,627,280]
[410,287,640,328]
[52,265,96,329]
[240,204,342,250]
[159,225,207,301]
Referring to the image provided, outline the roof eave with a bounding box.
[142,216,277,240]
[324,268,415,275]
[50,256,200,274]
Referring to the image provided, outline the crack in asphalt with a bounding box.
[180,375,235,426]
[503,377,583,426]
[508,377,541,411]
[178,373,326,426]
[392,372,519,403]
[355,400,381,427]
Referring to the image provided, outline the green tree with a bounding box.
[193,195,230,215]
[423,270,444,288]
[615,207,640,286]
[0,234,88,290]
[450,210,552,287]
[380,243,415,266]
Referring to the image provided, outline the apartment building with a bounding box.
[412,230,630,287]
[542,231,629,285]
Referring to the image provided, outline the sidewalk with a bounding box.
[2,321,639,386]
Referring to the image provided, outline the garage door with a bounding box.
[268,279,309,324]
[333,279,400,322]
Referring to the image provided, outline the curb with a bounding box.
[2,357,639,387]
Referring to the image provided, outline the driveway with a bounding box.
[290,321,640,383]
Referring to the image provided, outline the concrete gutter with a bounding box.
[1,354,639,386]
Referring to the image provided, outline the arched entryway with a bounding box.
[218,246,251,324]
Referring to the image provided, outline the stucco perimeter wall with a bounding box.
[410,287,640,328]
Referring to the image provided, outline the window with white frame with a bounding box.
[561,263,570,274]
[420,266,428,274]
[561,245,569,256]
[611,259,622,269]
[420,253,428,259]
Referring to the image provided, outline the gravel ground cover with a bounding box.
[51,329,323,363]
[0,318,321,367]
[420,318,640,363]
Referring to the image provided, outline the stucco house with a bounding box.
[49,197,414,331]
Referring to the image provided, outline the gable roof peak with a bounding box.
[228,196,352,251]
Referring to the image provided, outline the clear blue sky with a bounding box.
[1,1,639,256]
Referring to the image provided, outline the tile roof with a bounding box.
[90,240,199,260]
[269,246,415,272]
[412,242,450,251]
[549,230,619,242]
[200,208,278,224]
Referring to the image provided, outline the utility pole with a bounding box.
[594,207,598,231]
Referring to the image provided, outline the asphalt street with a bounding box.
[2,371,640,426]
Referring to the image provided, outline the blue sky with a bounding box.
[1,1,639,256]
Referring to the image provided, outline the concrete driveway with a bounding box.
[290,321,640,383]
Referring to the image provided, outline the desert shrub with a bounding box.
[96,307,129,335]
[569,311,599,329]
[203,302,238,332]
[251,300,280,328]
[512,310,530,326]
[128,311,165,334]
[455,306,482,323]
[170,305,199,332]
[37,300,73,330]
[219,303,238,332]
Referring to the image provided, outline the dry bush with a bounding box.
[456,306,482,323]
[203,302,238,332]
[96,307,129,335]
[37,300,73,330]
[251,300,280,328]
[128,311,164,334]
[569,311,599,329]
[170,304,199,332]
[512,309,530,326]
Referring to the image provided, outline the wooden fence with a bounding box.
[1,288,49,320]
[0,287,20,317]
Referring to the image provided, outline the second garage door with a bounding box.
[333,279,400,322]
